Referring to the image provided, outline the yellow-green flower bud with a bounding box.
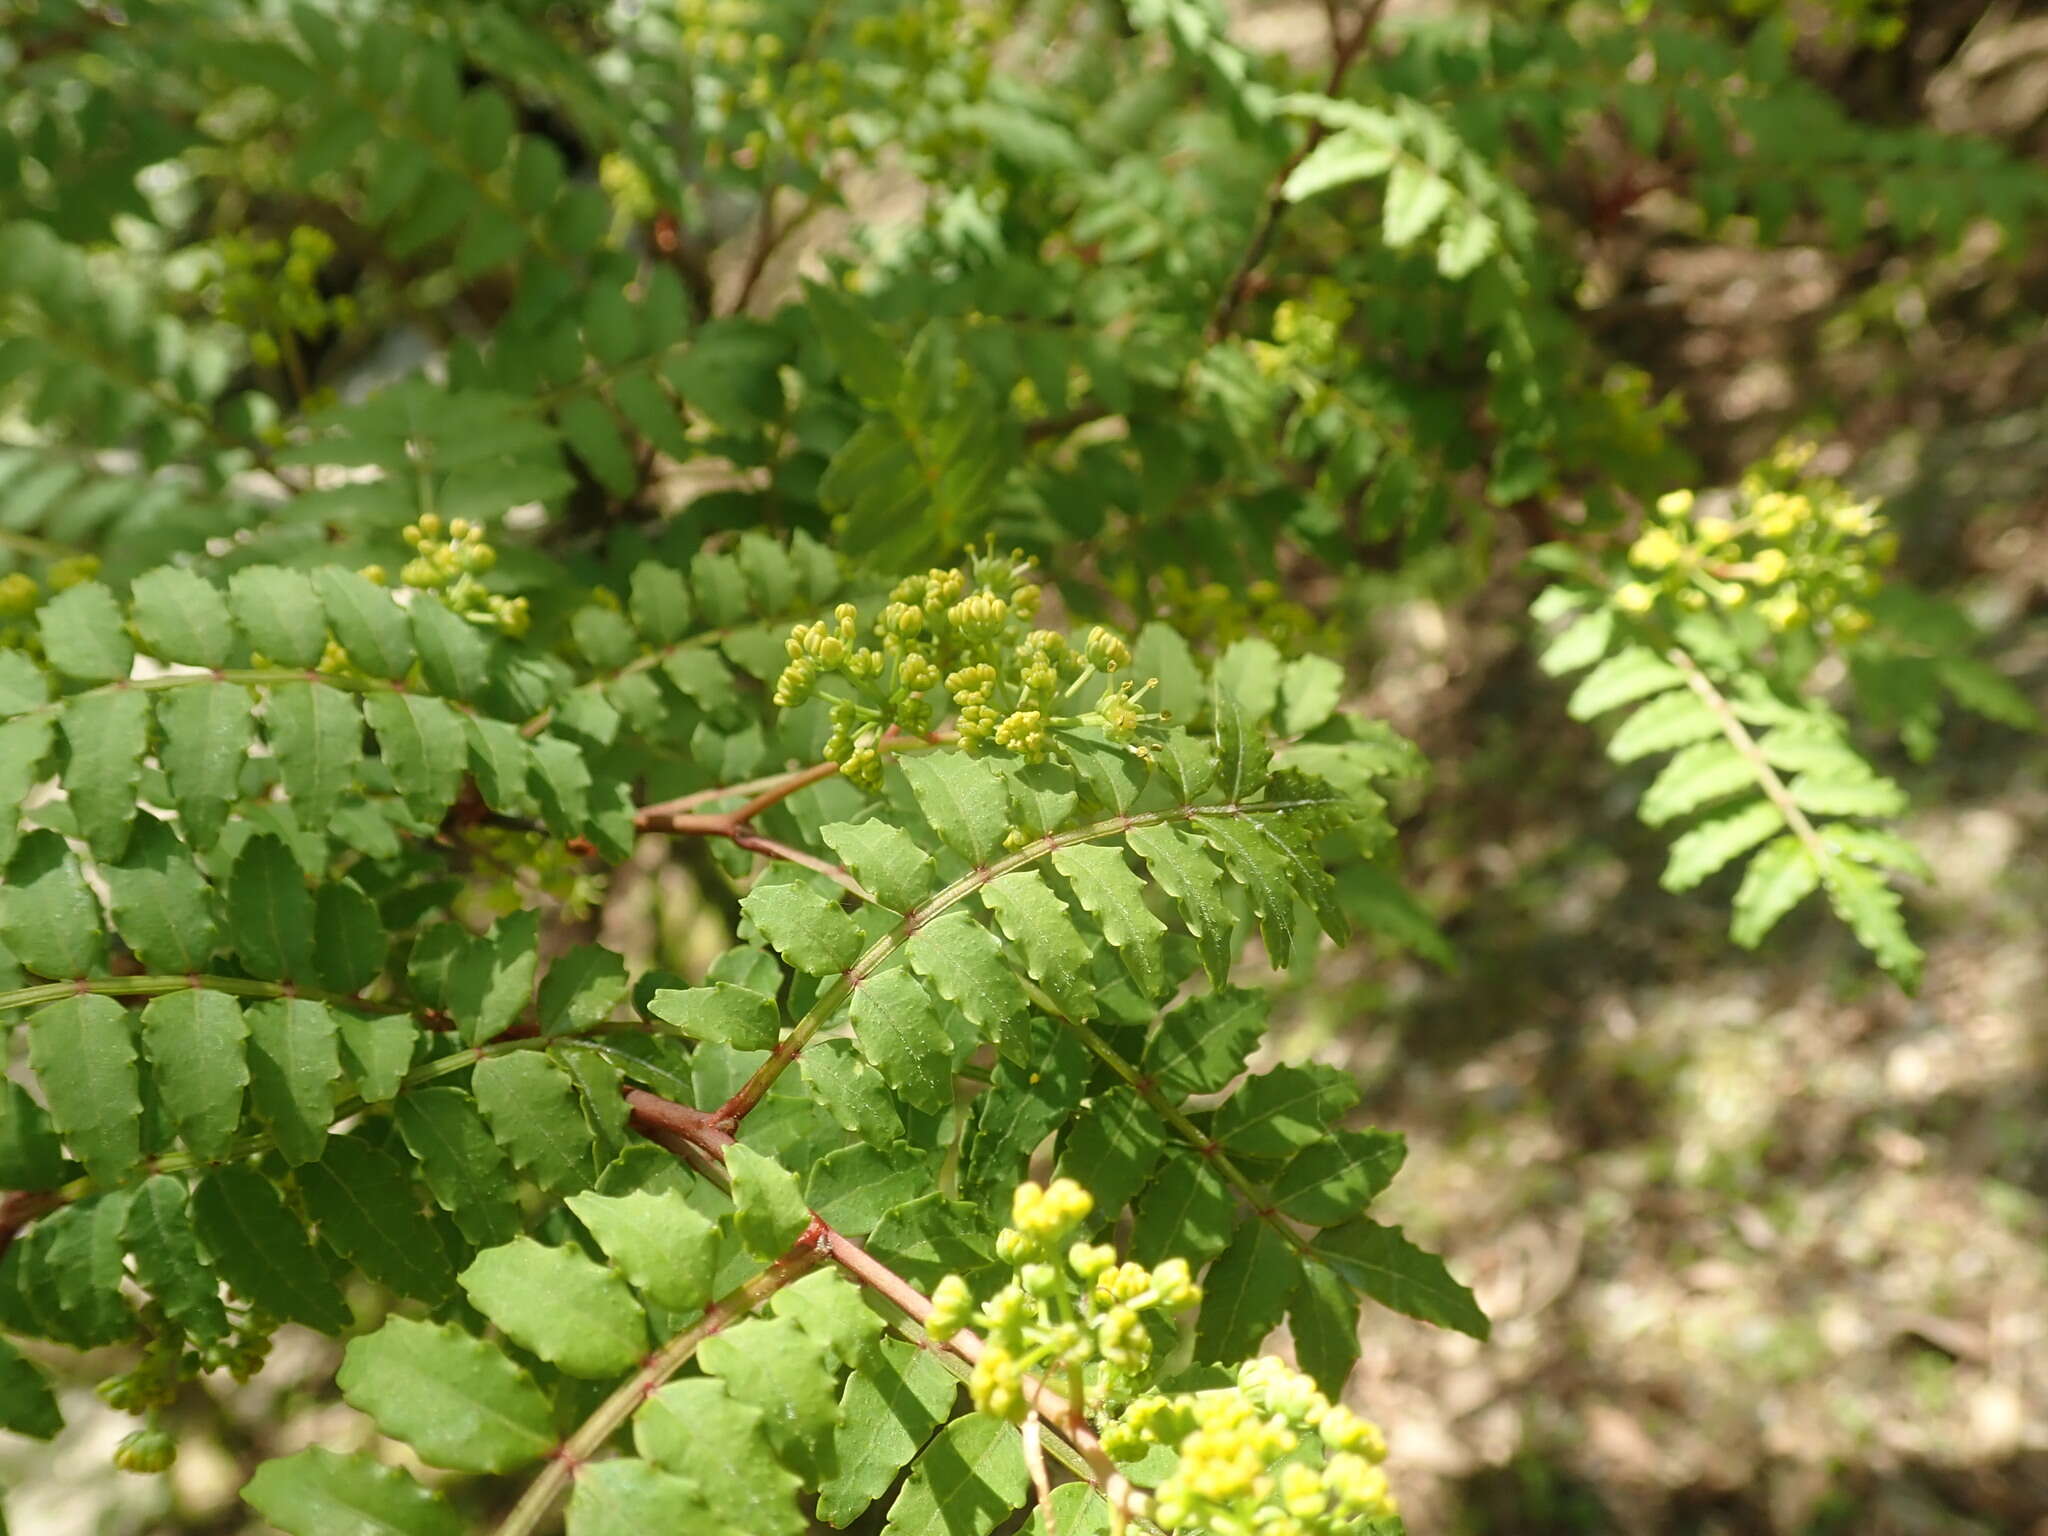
[1084,625,1130,672]
[926,1274,974,1341]
[1628,527,1684,571]
[1614,582,1655,614]
[1655,489,1695,518]
[113,1427,177,1475]
[0,572,41,617]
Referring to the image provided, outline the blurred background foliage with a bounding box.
[2,0,2046,1530]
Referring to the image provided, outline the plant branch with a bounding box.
[711,795,1334,1129]
[490,1221,829,1536]
[1665,645,1836,870]
[1204,0,1391,344]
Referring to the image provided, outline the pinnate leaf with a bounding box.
[1314,1217,1489,1338]
[459,1237,648,1378]
[338,1315,555,1471]
[741,879,863,976]
[566,1187,718,1312]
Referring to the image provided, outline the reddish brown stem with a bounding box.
[0,1191,63,1264]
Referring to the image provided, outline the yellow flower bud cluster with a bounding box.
[385,515,528,635]
[1616,444,1891,638]
[1103,1356,1396,1536]
[928,1179,1203,1424]
[216,226,356,370]
[767,549,1158,784]
[1136,567,1334,655]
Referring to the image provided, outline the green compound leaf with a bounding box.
[471,1050,597,1193]
[1142,985,1267,1096]
[123,1174,230,1345]
[2,829,106,979]
[1271,1129,1406,1226]
[37,580,132,681]
[27,994,141,1187]
[227,832,314,982]
[1194,1217,1303,1365]
[740,879,863,975]
[103,818,219,971]
[1212,1063,1360,1160]
[298,1136,457,1303]
[156,682,255,849]
[818,1336,958,1525]
[979,870,1093,1017]
[648,982,780,1050]
[882,1411,1029,1536]
[242,1447,464,1536]
[699,1314,843,1481]
[59,687,149,858]
[337,1315,555,1472]
[566,1187,718,1313]
[903,912,1029,1061]
[1314,1217,1490,1339]
[244,997,343,1166]
[900,752,1009,866]
[363,692,467,821]
[1051,842,1166,996]
[264,682,364,832]
[458,1237,649,1378]
[849,966,954,1115]
[130,566,232,668]
[820,820,938,912]
[140,990,248,1161]
[635,1378,805,1536]
[228,566,328,668]
[191,1166,352,1335]
[726,1141,814,1259]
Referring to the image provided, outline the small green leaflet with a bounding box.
[1314,1218,1489,1339]
[130,566,233,667]
[726,1142,813,1258]
[299,1136,457,1303]
[338,1316,555,1471]
[849,966,953,1115]
[818,1336,958,1525]
[123,1174,231,1344]
[191,1167,352,1335]
[1131,1151,1235,1268]
[448,910,539,1044]
[1193,1218,1303,1364]
[459,1237,649,1378]
[903,912,1029,1061]
[1730,833,1821,948]
[1124,821,1233,982]
[800,1039,906,1145]
[315,567,414,678]
[1661,800,1783,891]
[0,1079,65,1190]
[243,1447,464,1536]
[228,833,314,982]
[900,752,1009,866]
[820,820,937,912]
[103,817,218,971]
[27,994,140,1187]
[699,1315,842,1481]
[1210,676,1273,802]
[312,879,387,993]
[229,566,328,668]
[1271,1129,1406,1225]
[156,682,255,847]
[771,1268,885,1369]
[882,1412,1029,1536]
[394,1087,521,1247]
[980,870,1093,1017]
[0,716,53,866]
[1,830,106,978]
[1143,986,1267,1096]
[1055,1089,1164,1221]
[1051,842,1166,996]
[538,947,629,1035]
[364,692,467,820]
[140,990,247,1160]
[806,1142,937,1233]
[566,1187,718,1312]
[59,687,149,858]
[36,580,133,681]
[740,879,863,975]
[635,1378,805,1536]
[1212,1062,1359,1160]
[649,982,779,1050]
[339,1012,418,1102]
[1289,1265,1363,1397]
[0,1337,62,1441]
[245,998,343,1165]
[1279,654,1345,735]
[411,593,495,699]
[471,1050,598,1192]
[265,682,364,831]
[565,1460,713,1535]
